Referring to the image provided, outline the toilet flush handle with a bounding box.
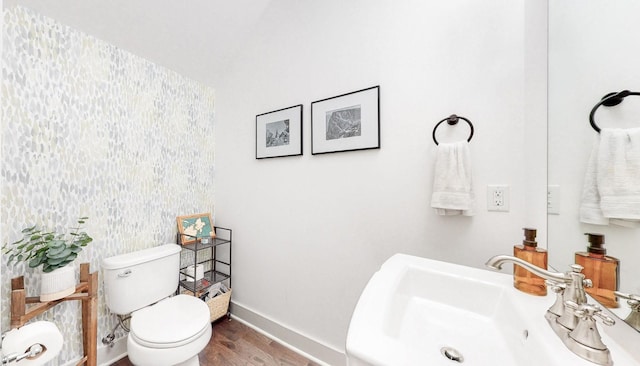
[118,269,132,278]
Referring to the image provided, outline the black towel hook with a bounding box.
[432,114,474,145]
[589,90,640,133]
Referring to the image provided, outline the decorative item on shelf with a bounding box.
[206,283,231,322]
[2,217,93,301]
[10,263,98,365]
[176,213,215,245]
[184,264,205,283]
[256,104,303,159]
[311,85,380,155]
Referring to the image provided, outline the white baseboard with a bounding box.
[60,336,127,366]
[96,336,128,366]
[230,300,346,366]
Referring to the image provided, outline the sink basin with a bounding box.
[346,254,638,366]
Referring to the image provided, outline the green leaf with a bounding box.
[47,248,72,260]
[47,245,67,256]
[21,225,37,233]
[58,256,76,267]
[46,255,68,266]
[11,238,24,245]
[52,239,65,247]
[28,256,44,268]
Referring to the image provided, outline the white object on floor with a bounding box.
[1,321,63,366]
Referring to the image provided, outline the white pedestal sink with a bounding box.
[346,254,638,366]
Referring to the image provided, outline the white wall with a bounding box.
[548,0,640,295]
[216,0,546,362]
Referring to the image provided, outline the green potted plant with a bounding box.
[2,217,93,301]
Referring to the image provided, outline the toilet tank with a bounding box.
[102,244,181,315]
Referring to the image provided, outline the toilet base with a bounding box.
[127,324,211,366]
[129,355,200,366]
[175,355,199,366]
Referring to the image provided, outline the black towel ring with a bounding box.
[432,114,474,145]
[589,90,640,133]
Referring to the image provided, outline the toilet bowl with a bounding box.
[102,244,213,366]
[127,295,212,366]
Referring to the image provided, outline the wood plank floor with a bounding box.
[110,318,321,366]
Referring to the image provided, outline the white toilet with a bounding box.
[102,244,212,366]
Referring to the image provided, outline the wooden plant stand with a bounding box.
[10,263,98,366]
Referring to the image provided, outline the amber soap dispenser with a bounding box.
[576,233,619,308]
[513,228,547,295]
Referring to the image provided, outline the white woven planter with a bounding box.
[40,265,76,301]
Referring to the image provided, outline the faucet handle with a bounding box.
[615,296,640,331]
[567,264,592,288]
[594,308,616,326]
[570,264,584,273]
[565,301,615,326]
[614,291,640,302]
[545,280,566,292]
[546,280,566,317]
[614,291,640,311]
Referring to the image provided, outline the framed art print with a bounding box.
[256,104,303,159]
[311,86,380,155]
[177,213,215,244]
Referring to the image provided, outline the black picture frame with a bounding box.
[256,104,303,159]
[311,86,380,155]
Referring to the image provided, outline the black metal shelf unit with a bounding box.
[177,227,232,299]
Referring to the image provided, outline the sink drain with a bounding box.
[440,347,464,363]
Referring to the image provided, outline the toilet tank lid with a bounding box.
[102,244,181,270]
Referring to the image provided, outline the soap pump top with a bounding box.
[584,233,606,256]
[522,227,538,249]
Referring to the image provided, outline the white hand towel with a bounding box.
[430,141,475,216]
[579,138,608,225]
[580,128,640,227]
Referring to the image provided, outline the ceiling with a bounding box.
[3,0,274,87]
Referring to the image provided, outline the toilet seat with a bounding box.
[130,294,210,349]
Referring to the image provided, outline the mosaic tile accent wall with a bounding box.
[1,6,216,364]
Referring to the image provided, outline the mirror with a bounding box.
[548,0,640,328]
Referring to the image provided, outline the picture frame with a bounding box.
[311,86,380,155]
[176,213,215,245]
[256,104,303,159]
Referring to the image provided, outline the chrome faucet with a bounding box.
[485,255,575,283]
[614,291,640,331]
[485,255,591,326]
[486,255,614,366]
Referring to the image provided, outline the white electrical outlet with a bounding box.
[487,185,510,212]
[548,185,560,215]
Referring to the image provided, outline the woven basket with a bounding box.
[207,289,232,322]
